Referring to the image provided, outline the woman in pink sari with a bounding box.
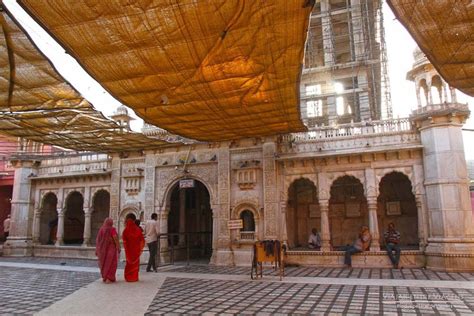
[95,218,120,283]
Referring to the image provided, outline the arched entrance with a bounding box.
[91,190,110,245]
[64,191,84,245]
[329,176,368,248]
[167,179,212,261]
[377,172,418,248]
[39,193,58,245]
[286,178,318,249]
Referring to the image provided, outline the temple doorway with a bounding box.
[286,178,319,249]
[167,179,212,261]
[64,191,84,245]
[39,193,58,245]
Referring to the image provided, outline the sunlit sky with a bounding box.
[4,0,473,158]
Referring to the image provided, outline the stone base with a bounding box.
[3,238,34,256]
[32,245,96,259]
[211,248,240,266]
[425,242,474,272]
[285,250,425,268]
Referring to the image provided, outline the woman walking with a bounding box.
[122,213,145,282]
[95,218,120,283]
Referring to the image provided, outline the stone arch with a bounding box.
[64,191,84,245]
[231,201,262,241]
[283,174,318,203]
[418,78,429,106]
[118,206,140,235]
[377,171,418,248]
[91,189,110,245]
[39,192,58,245]
[329,175,368,247]
[286,177,319,248]
[431,75,443,104]
[161,174,216,211]
[375,167,414,196]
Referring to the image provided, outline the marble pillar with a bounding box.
[319,199,331,251]
[56,210,65,246]
[82,208,92,246]
[32,209,41,244]
[368,198,380,251]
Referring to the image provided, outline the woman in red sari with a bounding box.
[95,218,120,283]
[122,213,145,282]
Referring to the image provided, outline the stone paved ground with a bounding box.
[146,278,474,315]
[0,258,473,315]
[0,266,99,315]
[164,264,474,281]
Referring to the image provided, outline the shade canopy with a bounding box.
[0,8,168,152]
[18,0,312,141]
[387,0,474,97]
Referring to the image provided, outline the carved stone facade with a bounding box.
[4,111,473,271]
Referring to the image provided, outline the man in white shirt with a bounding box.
[3,214,10,241]
[308,228,321,250]
[144,213,160,272]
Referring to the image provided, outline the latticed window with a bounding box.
[307,100,323,117]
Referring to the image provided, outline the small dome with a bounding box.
[115,105,128,115]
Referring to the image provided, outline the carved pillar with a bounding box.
[319,199,331,251]
[415,195,427,251]
[3,159,39,256]
[178,189,186,246]
[262,139,278,240]
[367,198,380,251]
[144,151,156,220]
[82,208,92,246]
[320,0,334,66]
[32,209,41,244]
[280,202,288,245]
[109,154,122,223]
[56,210,65,246]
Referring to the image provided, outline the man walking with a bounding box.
[144,213,160,272]
[384,222,401,269]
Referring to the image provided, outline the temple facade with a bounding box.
[3,1,473,271]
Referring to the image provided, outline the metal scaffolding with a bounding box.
[301,0,393,128]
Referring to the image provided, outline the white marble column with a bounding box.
[367,198,380,251]
[415,196,427,251]
[82,208,91,246]
[56,210,64,246]
[32,209,41,244]
[319,199,331,251]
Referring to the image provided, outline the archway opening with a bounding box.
[239,210,256,241]
[39,193,58,245]
[286,178,318,249]
[64,191,84,245]
[168,179,212,261]
[377,172,418,249]
[91,190,110,245]
[329,175,368,248]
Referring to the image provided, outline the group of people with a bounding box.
[307,222,402,269]
[95,212,160,283]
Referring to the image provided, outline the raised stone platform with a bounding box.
[285,250,425,268]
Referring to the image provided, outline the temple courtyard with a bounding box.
[0,257,473,315]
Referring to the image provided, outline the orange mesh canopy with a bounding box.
[19,0,312,141]
[0,8,168,152]
[387,0,474,97]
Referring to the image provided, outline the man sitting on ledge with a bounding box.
[308,228,321,250]
[384,222,402,269]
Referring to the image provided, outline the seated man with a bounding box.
[384,222,401,269]
[343,226,371,268]
[308,228,321,250]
